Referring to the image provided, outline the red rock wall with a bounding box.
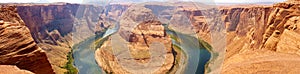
[0,5,54,74]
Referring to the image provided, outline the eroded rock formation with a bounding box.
[15,3,120,73]
[0,5,54,74]
[95,5,175,73]
[16,4,80,73]
[95,1,300,74]
[262,1,300,51]
[221,1,300,74]
[0,65,34,74]
[96,20,174,74]
[1,1,300,74]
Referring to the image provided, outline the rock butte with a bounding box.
[0,0,299,74]
[95,20,174,74]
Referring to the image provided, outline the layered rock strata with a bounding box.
[14,4,130,73]
[0,5,54,74]
[95,20,174,73]
[1,1,299,74]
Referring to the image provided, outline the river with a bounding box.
[72,23,118,74]
[166,28,212,74]
[72,24,212,74]
[72,35,104,74]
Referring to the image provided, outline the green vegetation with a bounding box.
[167,44,189,74]
[62,50,78,74]
[198,39,213,52]
[94,27,111,49]
[94,36,109,49]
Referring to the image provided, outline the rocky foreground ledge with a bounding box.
[222,0,300,74]
[0,65,34,74]
[0,5,54,74]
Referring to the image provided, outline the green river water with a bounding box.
[72,24,213,74]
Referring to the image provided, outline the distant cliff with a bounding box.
[1,1,299,74]
[93,1,300,74]
[15,3,129,73]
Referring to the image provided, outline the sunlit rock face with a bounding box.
[0,65,34,74]
[222,1,300,74]
[14,3,118,73]
[262,1,300,52]
[168,4,274,60]
[15,4,81,73]
[0,5,54,74]
[95,4,175,73]
[96,20,174,74]
[1,1,300,74]
[219,6,274,59]
[17,3,99,46]
[16,3,129,46]
[95,1,300,73]
[162,1,300,74]
[222,50,300,74]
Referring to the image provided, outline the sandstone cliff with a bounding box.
[0,5,54,74]
[15,3,114,73]
[16,4,78,73]
[95,5,175,73]
[96,20,175,74]
[0,65,34,74]
[123,2,300,74]
[220,1,300,74]
[262,1,300,51]
[94,2,300,74]
[1,1,299,74]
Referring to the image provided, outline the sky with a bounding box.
[0,0,287,3]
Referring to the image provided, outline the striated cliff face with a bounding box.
[0,5,54,74]
[148,4,275,63]
[94,1,300,74]
[147,4,274,55]
[96,20,174,74]
[262,1,300,51]
[16,3,129,46]
[95,5,175,73]
[17,4,76,73]
[15,3,110,73]
[221,1,300,74]
[220,6,273,59]
[17,3,97,46]
[16,4,76,73]
[1,1,299,74]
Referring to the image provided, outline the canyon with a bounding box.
[0,0,300,74]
